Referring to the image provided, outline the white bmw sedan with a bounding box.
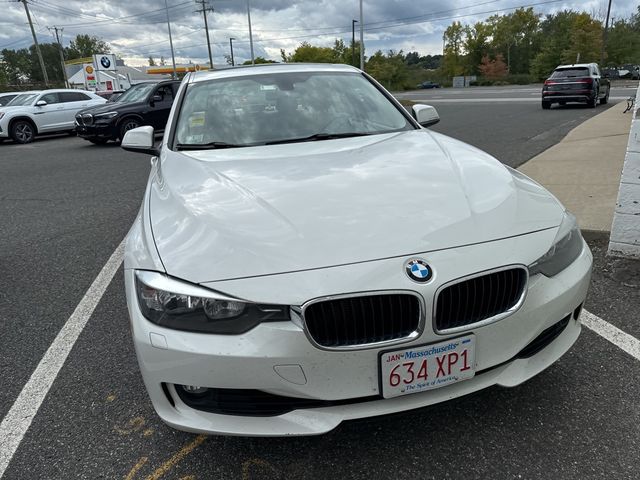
[122,64,592,436]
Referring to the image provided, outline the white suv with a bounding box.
[0,89,106,144]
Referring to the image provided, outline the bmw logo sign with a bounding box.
[100,56,111,69]
[405,259,433,283]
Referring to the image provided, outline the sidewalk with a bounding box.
[518,101,633,234]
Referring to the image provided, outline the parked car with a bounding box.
[541,63,610,109]
[120,64,592,436]
[75,80,181,144]
[0,89,106,144]
[0,92,21,106]
[416,81,440,89]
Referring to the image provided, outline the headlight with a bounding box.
[134,270,290,334]
[94,111,118,121]
[529,211,583,277]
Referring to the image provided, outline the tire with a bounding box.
[542,100,551,110]
[119,118,141,140]
[88,138,108,145]
[600,89,609,105]
[589,91,598,108]
[10,120,36,144]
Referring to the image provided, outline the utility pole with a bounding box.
[351,20,358,67]
[229,38,235,66]
[246,0,255,65]
[49,26,68,88]
[19,0,49,86]
[164,0,178,79]
[195,0,214,69]
[359,0,364,71]
[601,0,613,66]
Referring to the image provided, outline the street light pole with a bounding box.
[246,0,255,65]
[601,0,613,66]
[229,38,235,66]
[164,0,178,79]
[351,19,358,67]
[359,0,364,71]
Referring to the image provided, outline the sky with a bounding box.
[1,0,638,67]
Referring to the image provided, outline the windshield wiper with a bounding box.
[265,132,373,145]
[176,141,245,150]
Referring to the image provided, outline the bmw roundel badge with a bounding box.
[405,259,433,283]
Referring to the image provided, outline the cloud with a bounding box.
[1,0,637,66]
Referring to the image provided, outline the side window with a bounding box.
[59,92,89,102]
[154,86,174,103]
[40,93,60,104]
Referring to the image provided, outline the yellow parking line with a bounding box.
[124,457,148,480]
[144,434,208,480]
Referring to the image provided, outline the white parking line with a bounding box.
[581,310,640,361]
[0,236,639,477]
[0,240,125,479]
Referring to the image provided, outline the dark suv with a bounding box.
[75,80,181,144]
[541,63,610,109]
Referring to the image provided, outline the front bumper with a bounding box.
[75,121,116,140]
[124,231,592,436]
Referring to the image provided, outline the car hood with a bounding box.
[148,130,563,283]
[77,101,144,116]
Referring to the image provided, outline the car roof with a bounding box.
[189,63,360,83]
[555,63,596,69]
[37,88,95,93]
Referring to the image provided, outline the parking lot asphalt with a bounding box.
[1,88,639,479]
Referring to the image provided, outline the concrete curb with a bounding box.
[608,84,640,258]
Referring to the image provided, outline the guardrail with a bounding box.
[608,84,640,258]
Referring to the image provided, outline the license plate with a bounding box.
[379,335,476,398]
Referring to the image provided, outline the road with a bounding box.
[0,85,638,480]
[397,84,635,167]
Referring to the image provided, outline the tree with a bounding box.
[366,50,407,90]
[441,21,465,78]
[531,11,581,78]
[148,57,156,66]
[242,56,276,65]
[464,22,491,75]
[286,41,335,63]
[560,13,602,64]
[478,54,508,79]
[607,18,640,65]
[65,34,110,60]
[1,43,65,85]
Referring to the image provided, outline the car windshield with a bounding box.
[6,93,38,106]
[115,83,156,104]
[174,71,414,148]
[551,68,590,78]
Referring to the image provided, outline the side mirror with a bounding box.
[412,104,440,127]
[121,126,160,156]
[35,100,47,107]
[151,94,163,105]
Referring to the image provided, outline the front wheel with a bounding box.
[119,118,141,141]
[10,120,36,144]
